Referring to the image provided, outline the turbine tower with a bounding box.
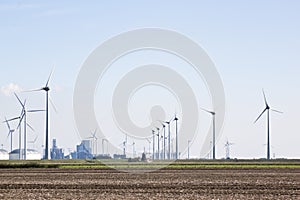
[162,124,166,160]
[156,127,160,160]
[102,138,108,155]
[159,121,167,160]
[254,90,282,160]
[174,114,178,160]
[201,108,216,159]
[152,130,155,160]
[187,140,191,159]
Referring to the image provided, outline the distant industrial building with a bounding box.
[75,140,93,159]
[9,149,41,160]
[51,139,64,160]
[113,154,126,159]
[0,149,9,160]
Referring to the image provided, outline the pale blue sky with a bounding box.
[0,1,299,158]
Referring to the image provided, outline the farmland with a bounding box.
[0,160,299,199]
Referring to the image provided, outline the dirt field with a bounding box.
[0,167,299,199]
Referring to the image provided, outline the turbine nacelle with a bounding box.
[200,107,215,116]
[42,86,50,92]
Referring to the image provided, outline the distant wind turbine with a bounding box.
[163,117,173,160]
[156,127,160,160]
[200,108,216,159]
[254,90,282,160]
[173,114,179,160]
[152,130,155,160]
[158,121,167,160]
[14,93,42,160]
[224,139,234,159]
[92,129,98,156]
[102,138,108,155]
[87,129,98,156]
[132,141,135,157]
[162,123,166,160]
[3,117,17,152]
[187,140,191,159]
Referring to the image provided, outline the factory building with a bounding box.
[51,138,64,160]
[9,149,41,160]
[76,140,93,159]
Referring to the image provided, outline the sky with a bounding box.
[0,1,300,159]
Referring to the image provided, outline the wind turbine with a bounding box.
[162,124,166,160]
[173,114,179,160]
[87,129,98,156]
[25,70,54,160]
[254,90,282,160]
[15,99,26,160]
[164,117,172,160]
[187,140,191,159]
[92,129,98,156]
[156,127,160,160]
[224,139,234,159]
[3,117,17,152]
[102,138,108,155]
[122,134,128,157]
[158,121,167,160]
[14,93,42,160]
[132,141,135,157]
[200,108,216,159]
[146,138,151,155]
[152,130,155,160]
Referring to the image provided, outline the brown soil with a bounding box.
[0,168,299,199]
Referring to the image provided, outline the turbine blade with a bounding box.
[4,117,10,130]
[45,68,54,87]
[49,97,58,113]
[27,110,45,113]
[23,88,43,92]
[14,93,24,108]
[254,108,267,123]
[4,117,20,122]
[7,131,11,139]
[33,136,38,143]
[27,123,35,132]
[17,114,25,129]
[262,89,268,106]
[200,107,214,115]
[272,109,283,114]
[92,128,97,137]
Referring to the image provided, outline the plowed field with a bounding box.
[0,167,299,199]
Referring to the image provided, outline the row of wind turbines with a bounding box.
[151,109,215,161]
[3,70,54,160]
[150,89,281,160]
[151,114,179,160]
